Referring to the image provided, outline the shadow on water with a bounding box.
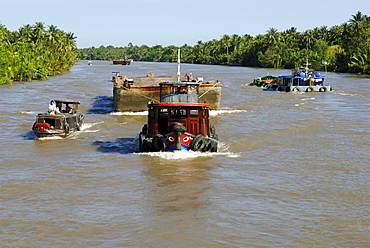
[92,137,138,154]
[87,96,114,114]
[21,131,37,140]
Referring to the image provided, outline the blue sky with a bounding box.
[1,0,369,48]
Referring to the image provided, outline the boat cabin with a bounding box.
[280,68,327,87]
[147,103,211,138]
[54,100,80,114]
[139,81,217,152]
[147,82,211,138]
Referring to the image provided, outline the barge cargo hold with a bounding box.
[113,73,222,112]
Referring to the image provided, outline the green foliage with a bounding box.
[0,22,79,84]
[79,11,370,74]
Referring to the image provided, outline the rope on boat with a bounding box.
[198,82,222,99]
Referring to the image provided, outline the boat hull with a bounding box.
[32,129,77,138]
[265,85,333,92]
[32,108,84,138]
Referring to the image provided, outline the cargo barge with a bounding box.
[113,72,222,112]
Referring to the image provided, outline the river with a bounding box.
[1,60,369,247]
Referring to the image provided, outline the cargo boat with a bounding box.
[253,67,332,92]
[139,81,218,152]
[32,100,84,138]
[113,72,222,112]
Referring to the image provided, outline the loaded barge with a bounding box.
[113,72,222,112]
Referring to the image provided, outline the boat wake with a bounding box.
[38,136,64,140]
[135,142,239,160]
[20,111,36,115]
[137,150,239,160]
[110,111,148,116]
[335,92,358,96]
[210,109,247,116]
[78,122,102,132]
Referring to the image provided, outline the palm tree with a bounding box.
[349,11,366,33]
[266,27,280,44]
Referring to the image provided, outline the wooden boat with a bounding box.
[113,72,222,111]
[139,82,218,152]
[112,58,133,65]
[32,100,84,138]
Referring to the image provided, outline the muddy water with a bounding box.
[1,60,369,247]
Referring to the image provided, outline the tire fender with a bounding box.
[190,135,206,151]
[153,134,167,152]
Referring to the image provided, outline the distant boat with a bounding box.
[88,61,92,65]
[112,58,133,65]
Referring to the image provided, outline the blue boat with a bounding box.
[264,67,333,92]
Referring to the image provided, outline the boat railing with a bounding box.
[161,94,198,103]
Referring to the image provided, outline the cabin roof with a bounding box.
[278,75,328,79]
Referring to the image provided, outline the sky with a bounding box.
[1,0,369,48]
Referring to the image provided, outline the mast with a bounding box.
[177,48,181,82]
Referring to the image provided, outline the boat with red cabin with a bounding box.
[139,82,218,152]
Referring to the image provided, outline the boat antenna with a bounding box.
[177,48,181,82]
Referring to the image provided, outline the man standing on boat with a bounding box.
[48,100,57,114]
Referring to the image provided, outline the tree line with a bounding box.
[80,11,370,75]
[0,22,79,84]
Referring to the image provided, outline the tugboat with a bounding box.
[32,100,84,138]
[138,82,218,152]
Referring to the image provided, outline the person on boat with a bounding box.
[48,100,57,115]
[175,87,183,94]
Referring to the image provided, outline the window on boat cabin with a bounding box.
[173,86,187,94]
[190,109,198,118]
[170,109,186,118]
[158,108,168,117]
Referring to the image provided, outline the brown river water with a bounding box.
[1,60,369,247]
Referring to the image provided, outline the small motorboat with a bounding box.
[32,100,84,138]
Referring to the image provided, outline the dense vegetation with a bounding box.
[80,11,370,74]
[0,22,79,84]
